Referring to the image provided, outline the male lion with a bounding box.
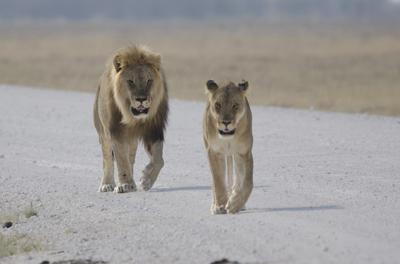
[203,80,253,214]
[93,45,168,193]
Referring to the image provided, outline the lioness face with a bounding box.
[206,80,249,139]
[116,64,160,120]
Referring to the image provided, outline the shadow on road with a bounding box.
[243,205,343,213]
[152,185,211,192]
[151,185,269,193]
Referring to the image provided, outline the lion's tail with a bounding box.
[226,155,233,194]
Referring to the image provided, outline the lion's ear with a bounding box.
[144,52,161,71]
[238,80,249,93]
[206,80,218,93]
[154,54,161,68]
[113,55,122,73]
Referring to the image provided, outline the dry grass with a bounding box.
[0,203,41,258]
[0,21,399,116]
[0,233,41,258]
[23,202,38,219]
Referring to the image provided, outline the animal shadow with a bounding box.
[243,205,343,214]
[152,185,269,193]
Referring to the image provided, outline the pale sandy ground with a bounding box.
[0,85,399,264]
[1,22,400,116]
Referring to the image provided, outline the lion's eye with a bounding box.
[127,80,135,87]
[146,79,153,88]
[215,102,221,111]
[232,104,239,111]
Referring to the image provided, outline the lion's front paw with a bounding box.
[225,197,244,214]
[139,160,163,191]
[139,176,155,191]
[99,184,115,192]
[114,183,136,193]
[211,204,227,215]
[140,170,157,191]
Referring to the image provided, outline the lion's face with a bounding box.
[117,64,159,119]
[112,48,164,123]
[206,80,249,138]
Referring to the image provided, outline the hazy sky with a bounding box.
[0,0,399,21]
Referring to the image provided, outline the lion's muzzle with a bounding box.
[131,96,151,117]
[131,106,149,116]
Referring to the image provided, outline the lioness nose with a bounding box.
[136,97,147,103]
[222,121,231,126]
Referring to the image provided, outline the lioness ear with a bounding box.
[113,55,122,73]
[238,80,249,93]
[206,80,218,93]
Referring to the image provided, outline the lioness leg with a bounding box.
[226,152,253,214]
[99,136,115,192]
[208,150,228,214]
[140,140,164,191]
[112,138,136,193]
[226,155,234,196]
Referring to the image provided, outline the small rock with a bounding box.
[2,221,13,228]
[211,259,240,264]
[40,261,50,264]
[0,154,4,159]
[52,260,108,264]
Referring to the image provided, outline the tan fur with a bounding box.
[203,80,253,214]
[94,45,168,193]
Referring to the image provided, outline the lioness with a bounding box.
[93,45,168,193]
[203,80,253,214]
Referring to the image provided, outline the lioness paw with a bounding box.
[211,204,227,215]
[99,184,115,192]
[114,183,136,193]
[225,199,243,214]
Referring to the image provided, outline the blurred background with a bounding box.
[0,0,399,115]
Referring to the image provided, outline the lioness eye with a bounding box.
[127,80,135,87]
[215,102,221,111]
[232,104,239,111]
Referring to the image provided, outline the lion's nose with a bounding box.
[136,97,147,103]
[222,120,231,127]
